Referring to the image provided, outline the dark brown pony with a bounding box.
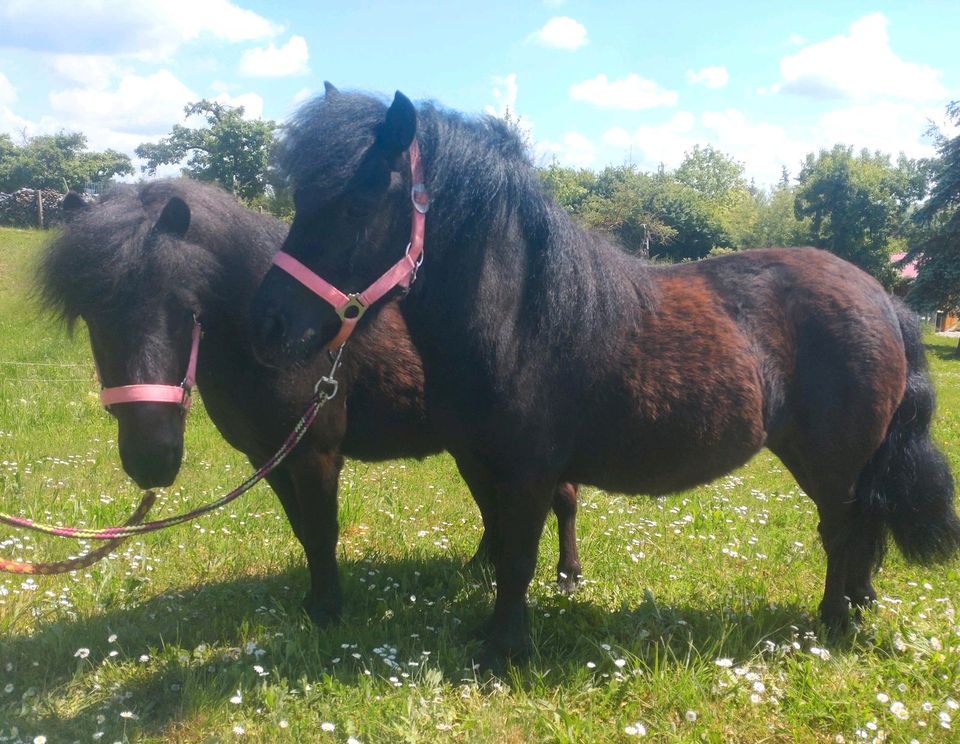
[250,87,960,670]
[37,180,582,627]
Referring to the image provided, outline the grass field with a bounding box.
[1,225,958,743]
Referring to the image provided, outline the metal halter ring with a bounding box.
[313,375,339,400]
[411,183,430,214]
[336,294,367,321]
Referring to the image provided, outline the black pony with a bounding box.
[37,179,582,626]
[251,86,960,670]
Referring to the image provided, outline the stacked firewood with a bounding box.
[0,188,75,228]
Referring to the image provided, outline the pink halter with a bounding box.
[99,319,201,412]
[271,138,428,349]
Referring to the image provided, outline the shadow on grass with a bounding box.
[3,554,854,738]
[925,339,960,362]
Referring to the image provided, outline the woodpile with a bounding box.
[0,188,76,228]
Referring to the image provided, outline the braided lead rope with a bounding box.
[0,352,343,568]
[0,388,327,543]
[0,491,158,575]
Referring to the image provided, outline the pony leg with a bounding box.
[773,448,871,631]
[842,511,883,611]
[284,450,344,626]
[814,494,856,630]
[553,482,581,594]
[454,453,501,570]
[479,476,555,672]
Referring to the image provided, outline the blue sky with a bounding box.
[0,1,956,186]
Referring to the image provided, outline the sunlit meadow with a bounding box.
[1,226,958,742]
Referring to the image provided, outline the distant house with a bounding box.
[891,251,958,331]
[890,253,917,297]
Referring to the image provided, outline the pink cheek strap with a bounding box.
[98,320,201,412]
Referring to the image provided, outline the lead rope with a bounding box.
[0,348,344,573]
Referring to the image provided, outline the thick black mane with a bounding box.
[282,90,650,356]
[38,179,287,329]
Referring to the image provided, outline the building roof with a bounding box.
[890,252,918,280]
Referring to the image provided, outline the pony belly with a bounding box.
[570,424,765,496]
[567,370,769,496]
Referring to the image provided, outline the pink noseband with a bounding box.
[99,319,201,412]
[271,138,428,349]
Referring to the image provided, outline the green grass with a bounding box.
[1,225,958,743]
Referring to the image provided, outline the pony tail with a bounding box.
[858,301,960,563]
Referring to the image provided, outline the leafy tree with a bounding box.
[750,182,810,248]
[0,132,132,192]
[540,162,728,260]
[539,161,595,216]
[675,145,760,248]
[136,100,277,200]
[584,166,676,256]
[908,102,960,349]
[795,145,928,287]
[0,133,14,163]
[675,144,746,202]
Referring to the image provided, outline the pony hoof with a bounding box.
[464,551,492,573]
[302,594,341,627]
[819,602,851,637]
[847,588,877,610]
[556,567,581,595]
[474,634,531,674]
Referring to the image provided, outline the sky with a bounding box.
[0,0,957,188]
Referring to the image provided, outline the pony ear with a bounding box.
[323,81,339,97]
[155,196,191,237]
[61,192,87,220]
[375,91,417,164]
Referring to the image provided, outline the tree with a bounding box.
[675,145,761,249]
[539,161,735,260]
[136,100,277,200]
[795,145,928,287]
[539,161,595,216]
[0,132,133,192]
[908,101,960,352]
[750,182,810,248]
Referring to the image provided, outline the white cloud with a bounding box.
[601,109,810,186]
[601,127,633,149]
[292,87,314,106]
[602,111,696,169]
[778,13,945,102]
[211,92,265,120]
[47,55,124,89]
[486,73,519,117]
[570,73,677,110]
[48,70,196,135]
[686,66,729,89]
[484,73,534,141]
[700,109,811,185]
[813,102,940,159]
[0,72,15,106]
[239,35,309,77]
[536,131,595,168]
[0,1,279,59]
[528,17,588,50]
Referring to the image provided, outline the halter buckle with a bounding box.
[405,242,425,286]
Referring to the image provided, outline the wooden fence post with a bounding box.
[36,189,44,229]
